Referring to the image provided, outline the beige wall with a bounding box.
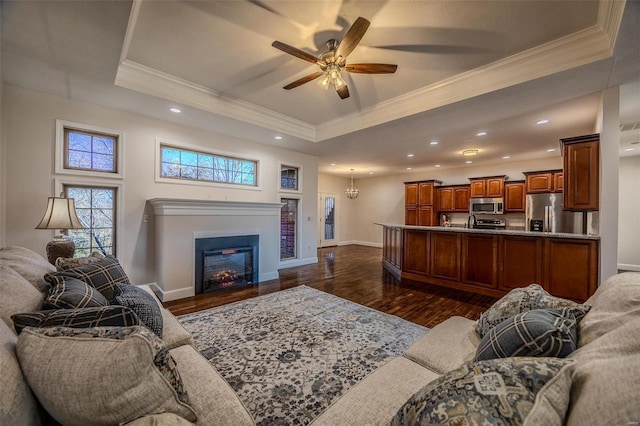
[618,155,640,270]
[2,85,318,284]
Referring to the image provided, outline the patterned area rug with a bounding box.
[178,285,428,425]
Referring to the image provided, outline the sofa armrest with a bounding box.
[137,285,193,349]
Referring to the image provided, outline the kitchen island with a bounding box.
[377,223,599,302]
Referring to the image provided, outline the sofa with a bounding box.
[1,245,639,425]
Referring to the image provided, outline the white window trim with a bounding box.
[54,177,124,257]
[278,161,303,194]
[55,119,125,179]
[155,137,262,191]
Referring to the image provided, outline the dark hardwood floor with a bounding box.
[164,245,498,328]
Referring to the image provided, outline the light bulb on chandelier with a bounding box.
[345,169,359,199]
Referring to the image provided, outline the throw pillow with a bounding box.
[11,306,141,335]
[16,326,197,425]
[45,255,130,300]
[112,283,163,337]
[391,357,571,426]
[44,276,109,309]
[476,284,590,337]
[475,307,589,361]
[54,251,105,271]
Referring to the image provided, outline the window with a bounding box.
[159,144,257,187]
[280,165,299,190]
[280,198,298,260]
[55,120,124,179]
[63,184,117,257]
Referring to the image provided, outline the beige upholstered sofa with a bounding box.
[2,246,639,425]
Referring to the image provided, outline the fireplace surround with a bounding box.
[195,235,259,293]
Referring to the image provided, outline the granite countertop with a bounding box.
[374,223,600,240]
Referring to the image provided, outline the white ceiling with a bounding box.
[2,0,639,178]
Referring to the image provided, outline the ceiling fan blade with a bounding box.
[336,84,350,99]
[345,63,397,74]
[272,41,318,64]
[283,71,324,90]
[335,17,370,62]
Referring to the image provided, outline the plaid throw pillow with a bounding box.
[112,283,163,338]
[475,306,589,361]
[11,306,140,335]
[44,276,109,309]
[45,255,130,301]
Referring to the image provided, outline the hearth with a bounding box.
[195,235,259,293]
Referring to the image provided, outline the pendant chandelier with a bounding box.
[345,169,359,199]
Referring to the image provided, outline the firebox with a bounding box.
[195,235,259,293]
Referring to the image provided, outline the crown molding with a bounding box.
[115,60,317,141]
[597,0,627,50]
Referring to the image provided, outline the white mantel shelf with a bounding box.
[148,198,284,216]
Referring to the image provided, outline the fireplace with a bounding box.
[195,235,259,293]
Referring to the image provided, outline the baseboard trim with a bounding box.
[278,257,318,269]
[259,271,280,282]
[153,283,194,302]
[338,240,383,248]
[617,263,640,272]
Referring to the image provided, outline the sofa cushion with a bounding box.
[16,326,197,425]
[113,283,163,337]
[475,307,587,361]
[0,246,55,292]
[54,251,104,271]
[11,306,141,334]
[578,272,640,347]
[0,320,42,426]
[44,255,129,301]
[404,316,479,374]
[476,284,589,337]
[312,357,440,426]
[391,357,571,426]
[136,285,193,349]
[0,265,45,331]
[169,344,254,426]
[44,276,109,309]
[124,413,196,425]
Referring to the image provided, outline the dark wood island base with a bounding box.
[380,224,599,302]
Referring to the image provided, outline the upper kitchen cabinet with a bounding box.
[561,134,599,211]
[524,170,563,194]
[405,180,442,225]
[437,185,470,212]
[504,181,526,212]
[469,176,506,198]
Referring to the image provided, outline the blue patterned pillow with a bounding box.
[11,306,140,335]
[44,276,109,309]
[112,283,163,337]
[391,357,571,426]
[475,306,589,361]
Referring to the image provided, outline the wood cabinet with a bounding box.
[524,170,563,194]
[562,134,599,211]
[405,180,442,226]
[403,229,429,275]
[382,226,403,279]
[469,176,506,198]
[504,181,525,212]
[498,235,543,291]
[437,185,470,212]
[461,233,498,288]
[544,238,598,301]
[430,232,461,281]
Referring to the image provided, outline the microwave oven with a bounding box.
[469,198,504,215]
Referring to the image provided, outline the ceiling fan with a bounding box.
[272,17,397,100]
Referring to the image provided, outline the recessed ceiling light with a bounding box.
[406,167,412,170]
[537,119,549,125]
[407,154,414,158]
[170,107,181,113]
[466,160,473,164]
[463,149,479,156]
[274,136,283,140]
[547,148,556,152]
[430,141,439,145]
[476,131,487,136]
[624,148,636,152]
[330,163,337,166]
[435,164,441,168]
[502,156,511,159]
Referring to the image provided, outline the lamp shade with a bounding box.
[35,197,84,230]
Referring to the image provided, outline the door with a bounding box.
[318,193,337,247]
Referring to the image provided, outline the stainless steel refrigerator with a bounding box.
[525,193,587,234]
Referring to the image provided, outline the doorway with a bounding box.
[318,193,337,247]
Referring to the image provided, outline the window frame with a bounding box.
[54,177,124,257]
[155,138,261,191]
[278,162,303,193]
[55,120,125,179]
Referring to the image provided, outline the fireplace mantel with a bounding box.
[148,198,284,216]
